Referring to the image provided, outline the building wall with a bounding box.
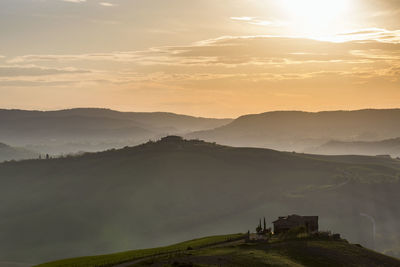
[273,215,318,234]
[248,233,270,241]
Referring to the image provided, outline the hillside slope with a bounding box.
[0,142,38,162]
[0,137,399,264]
[187,109,400,151]
[308,138,400,157]
[0,108,232,154]
[36,234,400,267]
[143,239,400,267]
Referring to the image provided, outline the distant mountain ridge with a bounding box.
[0,108,232,132]
[187,109,400,152]
[0,108,232,154]
[3,108,400,156]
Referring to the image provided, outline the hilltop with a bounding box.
[0,137,400,264]
[187,109,400,152]
[36,233,400,267]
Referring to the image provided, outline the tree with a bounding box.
[256,218,262,233]
[263,217,267,232]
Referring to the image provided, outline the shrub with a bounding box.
[281,226,308,240]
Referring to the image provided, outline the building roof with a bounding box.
[273,214,318,224]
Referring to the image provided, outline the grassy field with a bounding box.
[131,238,400,267]
[35,232,400,267]
[34,233,244,267]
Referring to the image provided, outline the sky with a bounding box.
[0,0,399,118]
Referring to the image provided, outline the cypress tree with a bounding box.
[263,217,267,232]
[256,218,262,233]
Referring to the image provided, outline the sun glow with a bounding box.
[281,0,352,36]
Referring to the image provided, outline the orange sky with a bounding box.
[0,0,399,117]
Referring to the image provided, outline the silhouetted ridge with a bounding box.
[187,109,400,152]
[156,136,216,147]
[125,136,220,153]
[0,108,232,155]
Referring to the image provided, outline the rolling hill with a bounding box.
[187,109,400,152]
[0,142,38,162]
[36,233,400,267]
[0,137,399,265]
[308,138,400,157]
[0,108,232,154]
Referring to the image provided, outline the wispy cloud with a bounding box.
[230,17,254,22]
[0,80,77,87]
[62,0,87,3]
[3,32,399,91]
[335,28,400,43]
[62,0,116,7]
[230,17,285,27]
[8,33,400,68]
[0,65,90,77]
[99,2,116,7]
[8,52,142,63]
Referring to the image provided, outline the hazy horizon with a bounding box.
[3,106,400,119]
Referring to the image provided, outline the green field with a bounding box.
[36,233,400,267]
[130,238,400,267]
[35,234,244,267]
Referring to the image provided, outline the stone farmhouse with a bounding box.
[273,214,318,234]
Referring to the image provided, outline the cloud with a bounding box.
[62,0,87,3]
[335,28,400,43]
[0,65,90,77]
[11,30,399,65]
[5,32,400,87]
[158,35,400,68]
[61,0,116,6]
[230,17,254,21]
[0,65,93,88]
[0,80,77,87]
[8,52,142,63]
[230,17,286,27]
[5,37,349,66]
[99,2,116,7]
